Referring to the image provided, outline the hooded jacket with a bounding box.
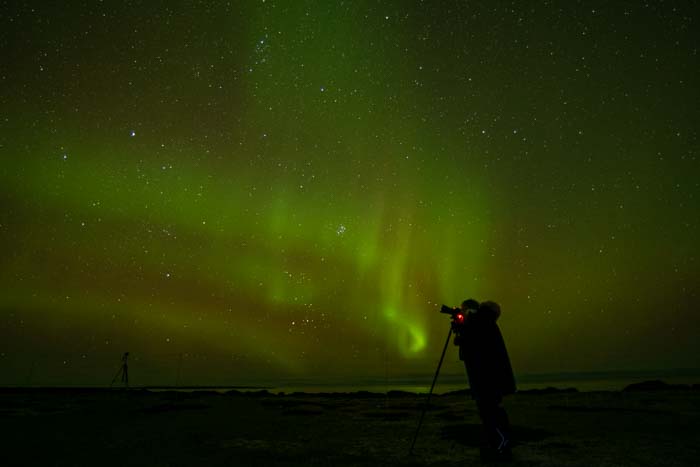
[454,301,516,400]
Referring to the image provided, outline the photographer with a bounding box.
[453,299,516,461]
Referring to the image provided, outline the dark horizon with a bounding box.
[3,366,699,392]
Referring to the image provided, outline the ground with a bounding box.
[1,388,698,466]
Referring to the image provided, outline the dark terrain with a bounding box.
[1,385,698,466]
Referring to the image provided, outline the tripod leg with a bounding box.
[409,325,453,454]
[110,367,122,387]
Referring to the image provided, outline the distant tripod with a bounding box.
[111,352,130,388]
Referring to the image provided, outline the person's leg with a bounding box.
[493,404,512,460]
[476,398,498,458]
[477,397,511,460]
[496,405,511,442]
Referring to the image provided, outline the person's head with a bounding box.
[461,299,480,313]
[479,301,501,320]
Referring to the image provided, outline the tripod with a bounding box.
[409,325,453,454]
[110,352,129,388]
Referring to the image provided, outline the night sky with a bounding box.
[1,1,698,387]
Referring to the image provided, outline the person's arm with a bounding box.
[452,314,469,345]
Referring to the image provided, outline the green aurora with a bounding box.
[1,1,698,386]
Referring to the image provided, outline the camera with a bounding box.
[441,304,466,328]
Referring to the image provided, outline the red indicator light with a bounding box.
[455,313,465,324]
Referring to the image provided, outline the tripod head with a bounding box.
[440,304,466,329]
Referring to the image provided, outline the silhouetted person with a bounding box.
[453,299,516,461]
[111,352,129,388]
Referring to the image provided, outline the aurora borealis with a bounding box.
[1,1,698,387]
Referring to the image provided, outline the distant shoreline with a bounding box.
[1,379,698,396]
[4,368,699,393]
